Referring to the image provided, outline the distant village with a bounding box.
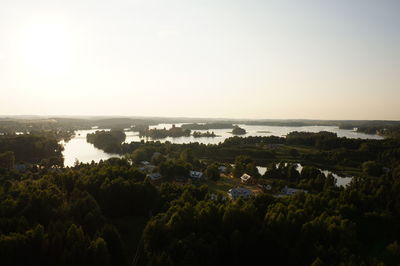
[139,155,308,200]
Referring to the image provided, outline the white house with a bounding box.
[240,173,252,183]
[190,170,203,179]
[228,187,253,199]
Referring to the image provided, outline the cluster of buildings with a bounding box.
[142,160,231,182]
[139,159,307,199]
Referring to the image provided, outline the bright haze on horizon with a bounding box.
[0,0,399,120]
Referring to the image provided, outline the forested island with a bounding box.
[232,125,247,135]
[139,125,191,139]
[87,130,126,153]
[192,131,217,138]
[0,118,400,265]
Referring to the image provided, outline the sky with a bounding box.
[0,0,399,120]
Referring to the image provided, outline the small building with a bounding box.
[141,161,150,165]
[218,166,228,173]
[240,173,252,183]
[281,186,308,195]
[190,170,203,179]
[15,164,27,171]
[147,172,162,181]
[228,187,253,199]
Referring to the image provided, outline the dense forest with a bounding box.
[0,133,64,167]
[87,130,126,153]
[0,119,400,265]
[0,156,399,265]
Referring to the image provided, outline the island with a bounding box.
[139,124,191,139]
[192,131,217,138]
[232,125,247,135]
[86,130,126,153]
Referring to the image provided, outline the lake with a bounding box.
[61,129,120,167]
[62,123,382,168]
[129,123,383,145]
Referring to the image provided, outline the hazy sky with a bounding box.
[0,0,399,119]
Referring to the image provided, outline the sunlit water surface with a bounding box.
[62,124,380,186]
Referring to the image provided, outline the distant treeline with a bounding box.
[338,120,400,137]
[181,123,234,130]
[2,117,400,138]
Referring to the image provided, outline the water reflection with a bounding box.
[62,124,381,175]
[61,129,120,167]
[124,123,382,145]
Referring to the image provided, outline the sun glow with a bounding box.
[20,22,72,77]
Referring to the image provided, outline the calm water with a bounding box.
[61,129,120,167]
[124,123,383,145]
[62,124,382,167]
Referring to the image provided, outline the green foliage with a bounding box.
[180,149,194,164]
[159,159,191,180]
[192,131,216,138]
[87,130,126,153]
[1,130,400,266]
[362,161,383,176]
[0,151,15,170]
[0,157,161,266]
[233,155,259,178]
[231,125,246,135]
[140,125,191,139]
[205,163,220,181]
[0,134,63,164]
[88,237,110,266]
